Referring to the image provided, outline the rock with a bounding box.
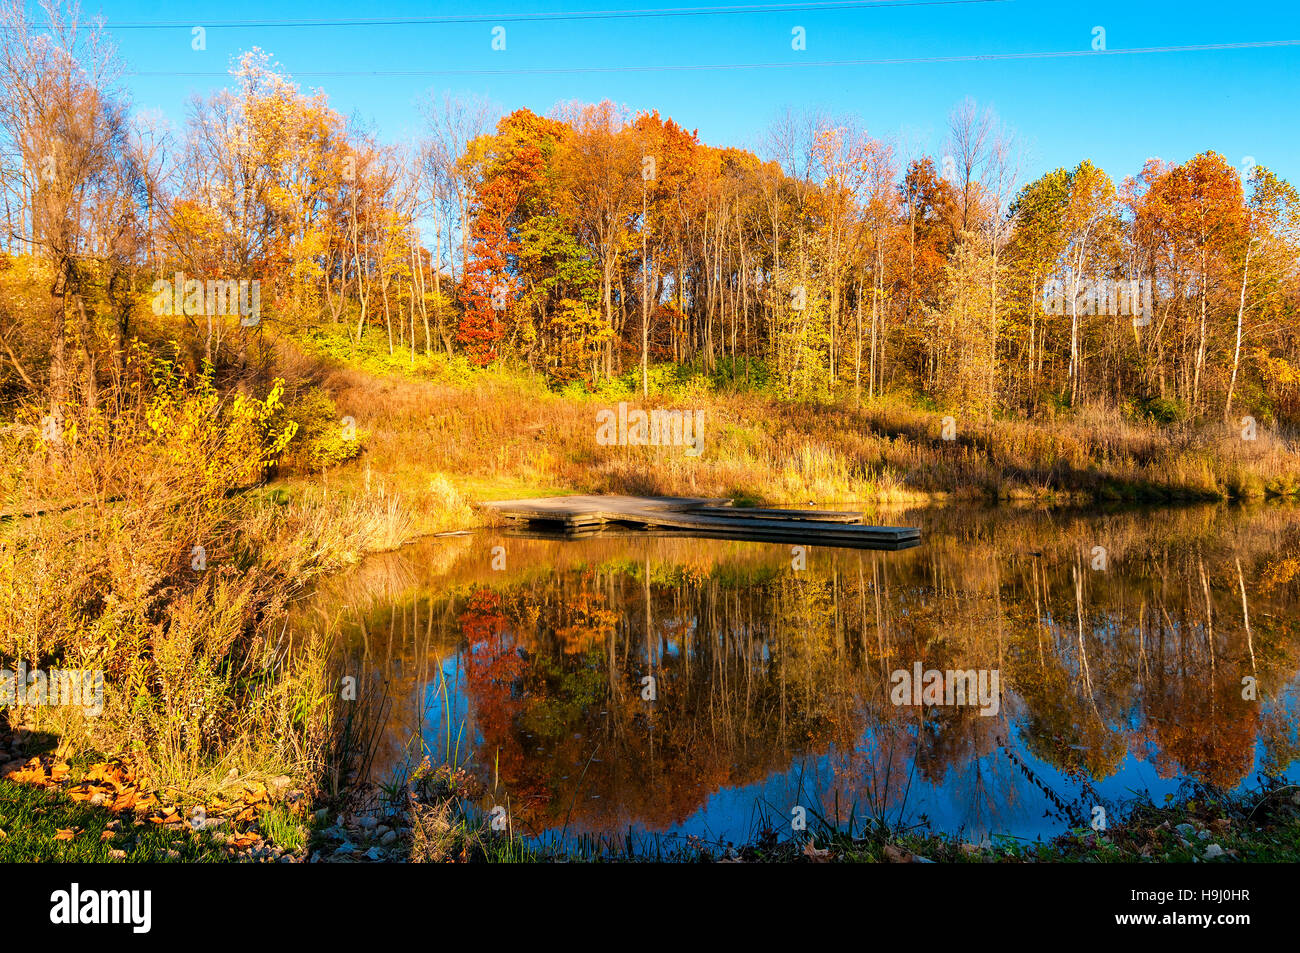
[313,808,330,822]
[375,825,390,836]
[357,815,378,831]
[334,842,354,855]
[365,846,383,861]
[1204,844,1226,859]
[911,855,935,863]
[380,830,397,846]
[1175,823,1196,838]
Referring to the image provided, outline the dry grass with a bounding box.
[305,354,1300,512]
[0,357,410,799]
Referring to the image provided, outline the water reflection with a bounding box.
[294,504,1300,844]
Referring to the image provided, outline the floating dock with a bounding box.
[481,495,921,551]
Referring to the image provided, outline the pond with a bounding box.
[293,503,1300,850]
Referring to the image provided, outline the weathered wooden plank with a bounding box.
[687,505,861,523]
[481,495,730,527]
[481,494,920,549]
[631,510,918,540]
[647,525,923,551]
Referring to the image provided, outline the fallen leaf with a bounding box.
[54,828,77,841]
[803,841,832,863]
[86,764,128,792]
[8,759,47,785]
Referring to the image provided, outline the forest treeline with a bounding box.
[2,3,1298,426]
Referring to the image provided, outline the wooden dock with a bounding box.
[481,495,921,551]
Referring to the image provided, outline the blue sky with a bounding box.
[87,0,1300,187]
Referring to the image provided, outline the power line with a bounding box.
[126,39,1300,77]
[84,0,1011,29]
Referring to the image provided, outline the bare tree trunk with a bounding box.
[1193,251,1208,413]
[1225,240,1252,420]
[48,262,67,417]
[413,240,431,356]
[641,185,649,396]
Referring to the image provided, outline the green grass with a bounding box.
[258,805,308,852]
[0,779,230,862]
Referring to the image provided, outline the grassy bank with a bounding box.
[0,730,306,862]
[300,330,1300,524]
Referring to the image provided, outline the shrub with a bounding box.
[281,388,363,473]
[0,351,336,793]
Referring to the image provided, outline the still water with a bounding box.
[295,504,1300,848]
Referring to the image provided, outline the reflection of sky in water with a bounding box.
[599,737,1287,849]
[418,657,472,767]
[413,659,1300,847]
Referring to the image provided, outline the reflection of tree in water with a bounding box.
[303,505,1300,837]
[454,567,863,833]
